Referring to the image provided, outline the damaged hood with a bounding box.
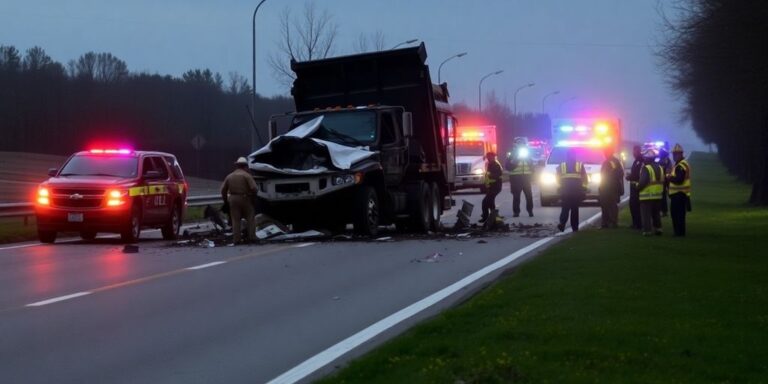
[248,116,376,175]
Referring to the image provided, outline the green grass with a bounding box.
[319,152,768,384]
[0,205,216,244]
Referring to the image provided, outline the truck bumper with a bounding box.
[256,174,355,202]
[453,174,485,189]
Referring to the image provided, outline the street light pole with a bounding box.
[391,39,418,49]
[513,82,535,115]
[251,0,267,151]
[541,90,560,114]
[478,70,503,112]
[437,52,467,84]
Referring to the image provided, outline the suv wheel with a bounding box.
[38,230,57,244]
[162,205,181,240]
[353,186,379,237]
[121,203,142,243]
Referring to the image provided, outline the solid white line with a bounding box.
[266,201,625,384]
[293,242,316,248]
[26,292,92,307]
[186,261,227,270]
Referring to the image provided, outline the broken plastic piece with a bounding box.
[122,244,139,253]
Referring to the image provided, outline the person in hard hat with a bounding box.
[480,151,503,224]
[637,148,664,236]
[625,145,643,229]
[556,150,588,232]
[505,142,534,218]
[221,157,258,244]
[667,143,692,236]
[599,146,624,228]
[658,147,672,217]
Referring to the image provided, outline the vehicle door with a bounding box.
[379,111,406,185]
[163,155,187,210]
[139,156,170,222]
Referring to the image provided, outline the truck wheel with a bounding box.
[38,230,57,244]
[353,186,379,237]
[121,203,142,243]
[161,204,182,240]
[409,182,431,232]
[429,182,442,231]
[80,231,97,241]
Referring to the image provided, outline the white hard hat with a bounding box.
[235,157,248,165]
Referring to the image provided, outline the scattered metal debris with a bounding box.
[413,252,444,263]
[122,244,139,253]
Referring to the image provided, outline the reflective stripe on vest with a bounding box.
[560,161,582,178]
[669,159,691,196]
[639,165,664,201]
[510,159,532,175]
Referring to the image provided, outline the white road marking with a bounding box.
[266,200,629,384]
[186,261,227,270]
[293,242,316,248]
[26,292,91,307]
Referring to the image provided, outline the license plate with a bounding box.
[68,213,84,223]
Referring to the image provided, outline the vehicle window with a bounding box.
[380,113,397,145]
[164,156,185,180]
[293,111,377,145]
[547,147,604,165]
[142,157,157,176]
[58,155,139,178]
[456,141,485,156]
[151,157,169,179]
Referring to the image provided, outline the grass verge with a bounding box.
[318,152,768,383]
[0,205,214,245]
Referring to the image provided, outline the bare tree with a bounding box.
[0,45,22,71]
[68,52,97,80]
[227,71,251,95]
[353,30,386,53]
[22,46,53,71]
[94,52,128,83]
[268,1,339,89]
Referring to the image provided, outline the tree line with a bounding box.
[0,44,292,179]
[660,0,768,204]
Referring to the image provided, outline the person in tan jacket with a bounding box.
[221,157,257,243]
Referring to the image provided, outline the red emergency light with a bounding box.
[89,149,133,154]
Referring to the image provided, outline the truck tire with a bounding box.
[429,182,442,231]
[161,204,182,240]
[38,230,57,244]
[353,186,379,237]
[408,181,431,232]
[121,203,142,243]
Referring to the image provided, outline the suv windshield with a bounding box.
[456,141,485,156]
[547,147,604,165]
[59,155,139,178]
[293,111,377,145]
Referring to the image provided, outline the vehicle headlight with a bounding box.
[472,168,484,175]
[332,174,355,186]
[590,173,602,184]
[540,172,557,185]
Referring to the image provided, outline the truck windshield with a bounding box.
[294,111,377,145]
[456,142,485,156]
[547,147,604,165]
[59,155,139,178]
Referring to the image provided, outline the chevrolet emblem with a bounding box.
[69,193,83,200]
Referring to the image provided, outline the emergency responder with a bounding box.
[221,157,258,244]
[599,147,624,228]
[658,147,672,217]
[638,148,664,236]
[625,145,643,229]
[480,152,503,223]
[667,144,691,236]
[505,143,534,217]
[556,150,588,232]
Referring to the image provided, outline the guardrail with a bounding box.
[0,194,223,221]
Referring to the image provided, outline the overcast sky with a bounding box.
[0,0,706,150]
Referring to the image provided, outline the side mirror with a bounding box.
[402,112,413,138]
[144,170,162,180]
[268,119,278,141]
[47,168,58,177]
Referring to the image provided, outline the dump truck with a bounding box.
[248,43,457,236]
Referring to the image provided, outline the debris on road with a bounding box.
[122,244,139,253]
[453,200,474,230]
[413,252,444,263]
[199,239,215,248]
[477,240,487,244]
[375,236,393,242]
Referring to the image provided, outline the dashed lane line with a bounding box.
[26,292,92,307]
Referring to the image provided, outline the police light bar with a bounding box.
[460,131,485,138]
[560,125,574,132]
[557,139,603,147]
[89,149,132,154]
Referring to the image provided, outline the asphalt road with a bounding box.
[0,184,601,384]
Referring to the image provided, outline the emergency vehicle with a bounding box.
[453,125,497,192]
[538,118,621,206]
[35,149,188,243]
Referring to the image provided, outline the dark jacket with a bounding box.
[627,157,643,189]
[600,155,624,197]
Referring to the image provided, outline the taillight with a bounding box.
[37,187,50,205]
[106,189,127,206]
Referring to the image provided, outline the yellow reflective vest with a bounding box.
[640,164,665,201]
[669,159,691,196]
[559,161,587,188]
[509,158,532,176]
